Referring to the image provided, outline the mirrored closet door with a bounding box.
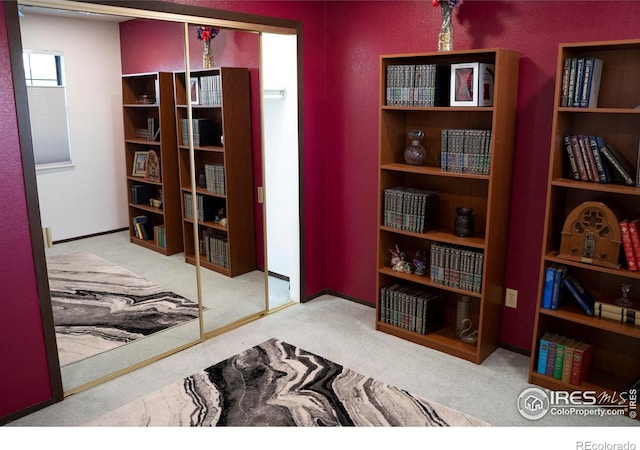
[16,0,301,395]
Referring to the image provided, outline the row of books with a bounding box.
[537,333,593,386]
[560,57,603,108]
[203,163,226,195]
[195,74,222,106]
[541,264,596,315]
[132,215,153,241]
[202,230,229,268]
[154,225,166,249]
[180,118,219,147]
[542,263,640,327]
[383,187,439,234]
[131,184,151,205]
[620,219,640,272]
[379,283,444,334]
[562,134,636,186]
[430,243,484,293]
[184,192,217,222]
[441,128,492,175]
[134,117,160,141]
[385,64,449,107]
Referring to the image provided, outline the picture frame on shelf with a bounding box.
[190,78,199,105]
[450,62,495,107]
[132,151,149,177]
[144,149,161,182]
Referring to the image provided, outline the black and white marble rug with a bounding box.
[85,338,488,426]
[48,251,199,366]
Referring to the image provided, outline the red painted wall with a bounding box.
[0,3,54,419]
[3,0,640,421]
[320,0,640,350]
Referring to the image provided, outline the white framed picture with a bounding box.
[190,78,200,105]
[450,62,495,107]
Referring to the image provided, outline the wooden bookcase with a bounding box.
[122,72,182,255]
[529,40,640,404]
[375,48,520,364]
[174,67,256,277]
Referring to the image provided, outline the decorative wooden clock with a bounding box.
[558,201,621,269]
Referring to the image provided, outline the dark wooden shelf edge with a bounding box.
[129,235,168,255]
[379,267,482,298]
[379,225,486,249]
[376,321,479,363]
[185,254,231,276]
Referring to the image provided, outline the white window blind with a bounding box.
[26,85,72,167]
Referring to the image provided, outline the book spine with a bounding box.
[563,275,595,316]
[551,265,566,310]
[621,220,637,271]
[563,135,580,180]
[553,341,566,379]
[570,134,589,181]
[537,335,551,374]
[599,144,634,185]
[545,339,558,377]
[541,265,556,309]
[561,342,576,384]
[560,57,570,107]
[587,135,608,182]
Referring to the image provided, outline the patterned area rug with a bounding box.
[85,338,489,426]
[48,251,199,366]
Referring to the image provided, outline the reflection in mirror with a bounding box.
[262,33,300,310]
[181,23,267,334]
[19,7,201,393]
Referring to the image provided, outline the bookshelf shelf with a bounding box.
[529,40,640,414]
[174,67,256,277]
[122,72,182,256]
[375,48,520,364]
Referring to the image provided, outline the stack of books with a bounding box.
[197,74,222,106]
[385,64,450,107]
[379,283,443,334]
[204,163,226,195]
[560,57,603,108]
[132,215,153,240]
[440,128,493,175]
[562,134,635,185]
[383,187,439,233]
[183,192,215,222]
[134,118,159,141]
[130,184,151,205]
[181,118,217,147]
[429,243,484,293]
[154,225,166,249]
[202,230,229,268]
[537,333,593,385]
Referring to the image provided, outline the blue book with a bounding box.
[563,275,595,316]
[551,265,567,310]
[541,264,558,309]
[537,332,554,374]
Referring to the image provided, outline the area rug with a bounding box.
[85,338,489,426]
[48,251,200,367]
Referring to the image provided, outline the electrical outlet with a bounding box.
[505,288,518,308]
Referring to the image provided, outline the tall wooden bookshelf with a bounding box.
[529,39,640,410]
[122,72,182,255]
[174,67,256,277]
[376,49,520,364]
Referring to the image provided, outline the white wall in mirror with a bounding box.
[20,12,127,242]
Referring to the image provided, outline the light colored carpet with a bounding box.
[85,338,489,427]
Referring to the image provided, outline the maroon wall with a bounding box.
[0,3,54,419]
[320,0,640,350]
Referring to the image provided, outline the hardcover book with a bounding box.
[537,332,555,374]
[570,342,594,386]
[563,274,595,316]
